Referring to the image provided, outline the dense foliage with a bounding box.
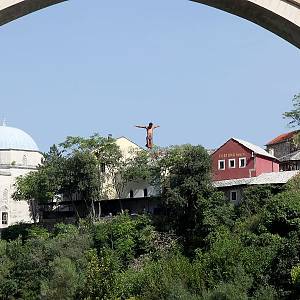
[283,93,300,145]
[283,94,300,128]
[13,134,151,220]
[6,142,300,299]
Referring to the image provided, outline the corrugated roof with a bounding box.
[213,171,299,188]
[251,171,299,185]
[213,178,253,188]
[233,138,276,159]
[279,150,300,162]
[266,131,298,146]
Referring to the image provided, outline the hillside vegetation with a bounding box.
[2,144,300,299]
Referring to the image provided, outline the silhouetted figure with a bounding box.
[135,122,160,149]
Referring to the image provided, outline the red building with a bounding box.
[212,138,279,181]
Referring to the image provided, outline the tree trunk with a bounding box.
[90,199,96,220]
[119,199,124,214]
[98,201,101,219]
[29,199,38,224]
[69,194,80,220]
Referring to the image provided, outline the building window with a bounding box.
[239,157,246,168]
[230,190,238,202]
[100,163,106,173]
[229,159,236,168]
[129,190,134,198]
[22,155,27,166]
[143,188,148,197]
[2,212,8,225]
[3,189,8,202]
[268,148,274,156]
[218,160,225,170]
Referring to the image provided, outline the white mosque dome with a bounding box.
[0,124,39,151]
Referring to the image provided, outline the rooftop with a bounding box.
[266,131,299,146]
[213,177,253,188]
[279,150,300,162]
[233,138,276,159]
[251,171,299,185]
[213,171,299,188]
[0,124,39,151]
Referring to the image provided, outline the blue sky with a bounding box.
[0,0,299,152]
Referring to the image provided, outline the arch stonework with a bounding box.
[0,0,66,26]
[192,0,300,48]
[0,0,300,48]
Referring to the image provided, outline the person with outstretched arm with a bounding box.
[135,122,160,149]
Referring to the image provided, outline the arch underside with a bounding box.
[0,0,299,48]
[192,0,300,48]
[0,0,66,26]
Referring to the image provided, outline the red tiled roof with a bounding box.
[266,130,299,145]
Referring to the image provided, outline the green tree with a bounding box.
[237,185,283,218]
[93,214,156,266]
[291,264,300,289]
[14,133,159,220]
[13,145,64,222]
[0,240,15,299]
[283,94,300,128]
[40,256,79,300]
[61,134,159,214]
[155,145,232,251]
[60,134,123,216]
[81,249,119,300]
[60,150,99,219]
[157,145,213,222]
[6,237,51,299]
[263,190,300,236]
[13,145,100,220]
[283,94,300,146]
[109,148,157,212]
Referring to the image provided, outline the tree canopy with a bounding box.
[13,134,160,220]
[8,137,300,299]
[283,94,300,128]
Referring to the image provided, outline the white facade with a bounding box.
[0,124,43,228]
[104,137,158,200]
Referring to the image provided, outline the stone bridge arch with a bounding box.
[192,0,300,48]
[0,0,300,48]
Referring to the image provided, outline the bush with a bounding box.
[41,256,79,300]
[1,222,33,241]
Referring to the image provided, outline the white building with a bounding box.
[0,123,43,228]
[116,137,158,198]
[0,128,158,224]
[102,136,158,200]
[57,136,160,217]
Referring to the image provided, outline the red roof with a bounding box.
[266,131,299,145]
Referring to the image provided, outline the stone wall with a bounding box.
[267,139,300,159]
